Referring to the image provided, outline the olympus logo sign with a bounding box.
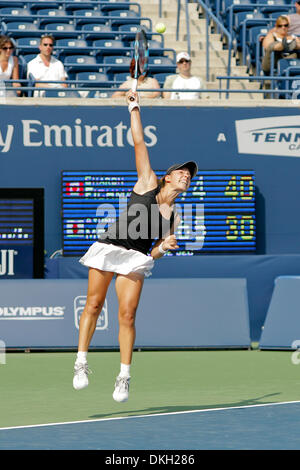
[0,119,158,153]
[0,306,65,319]
[235,116,300,157]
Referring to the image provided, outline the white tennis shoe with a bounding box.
[113,375,130,402]
[73,362,91,390]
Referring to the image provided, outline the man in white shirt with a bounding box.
[162,52,202,100]
[27,34,67,96]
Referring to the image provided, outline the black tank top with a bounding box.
[99,186,175,255]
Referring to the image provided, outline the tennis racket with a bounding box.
[129,28,149,101]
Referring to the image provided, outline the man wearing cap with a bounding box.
[73,88,198,403]
[162,51,203,100]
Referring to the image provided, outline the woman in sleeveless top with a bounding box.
[262,15,300,74]
[112,58,161,99]
[73,90,198,402]
[0,36,21,96]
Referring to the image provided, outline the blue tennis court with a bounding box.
[1,401,300,450]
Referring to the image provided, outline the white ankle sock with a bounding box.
[119,363,131,378]
[76,351,87,364]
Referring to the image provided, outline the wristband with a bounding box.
[158,242,168,255]
[128,101,140,113]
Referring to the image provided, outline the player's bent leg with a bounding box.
[113,272,144,402]
[73,268,114,391]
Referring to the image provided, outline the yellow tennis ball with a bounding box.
[155,23,166,34]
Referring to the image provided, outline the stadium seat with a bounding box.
[152,72,170,86]
[0,7,31,22]
[247,25,268,74]
[75,71,110,88]
[73,10,107,27]
[1,21,41,38]
[43,23,78,39]
[118,24,149,41]
[80,24,116,42]
[18,53,37,79]
[36,9,71,27]
[113,71,131,83]
[28,2,61,11]
[148,56,176,74]
[103,55,131,74]
[93,39,129,58]
[64,2,100,13]
[15,37,40,54]
[43,89,81,98]
[87,90,115,98]
[107,9,140,27]
[259,0,290,15]
[55,39,89,57]
[100,0,130,13]
[64,55,100,74]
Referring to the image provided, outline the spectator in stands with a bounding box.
[0,35,21,96]
[287,2,300,35]
[162,52,202,100]
[262,16,300,74]
[27,34,67,96]
[111,58,160,98]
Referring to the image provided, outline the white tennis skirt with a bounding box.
[79,242,154,277]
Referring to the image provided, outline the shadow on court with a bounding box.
[89,392,281,419]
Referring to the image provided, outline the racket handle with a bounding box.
[129,79,138,100]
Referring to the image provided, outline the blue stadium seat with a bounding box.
[64,54,100,74]
[28,2,61,11]
[93,39,129,58]
[107,9,140,27]
[43,89,81,98]
[103,55,131,74]
[64,2,100,13]
[0,2,27,7]
[0,7,31,22]
[148,56,176,73]
[18,53,37,78]
[259,0,290,15]
[118,24,149,41]
[247,25,268,73]
[75,71,110,87]
[80,24,116,42]
[1,21,41,38]
[43,23,78,38]
[148,39,164,55]
[15,37,40,54]
[113,71,131,83]
[55,39,89,56]
[73,10,107,27]
[100,0,130,13]
[87,90,115,98]
[152,72,170,86]
[36,9,71,27]
[276,58,300,97]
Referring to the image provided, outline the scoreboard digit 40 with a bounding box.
[62,170,256,256]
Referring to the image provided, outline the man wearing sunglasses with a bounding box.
[27,35,67,97]
[162,52,203,100]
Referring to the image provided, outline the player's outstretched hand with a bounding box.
[162,234,179,251]
[126,90,139,105]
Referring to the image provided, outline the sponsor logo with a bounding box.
[0,249,17,276]
[235,115,300,157]
[74,296,108,330]
[0,119,158,153]
[0,306,65,319]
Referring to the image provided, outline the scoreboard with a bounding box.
[0,188,44,278]
[62,170,256,256]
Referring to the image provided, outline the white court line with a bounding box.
[1,400,300,432]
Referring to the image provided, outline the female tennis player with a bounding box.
[73,90,198,402]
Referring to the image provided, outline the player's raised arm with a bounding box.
[126,91,157,194]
